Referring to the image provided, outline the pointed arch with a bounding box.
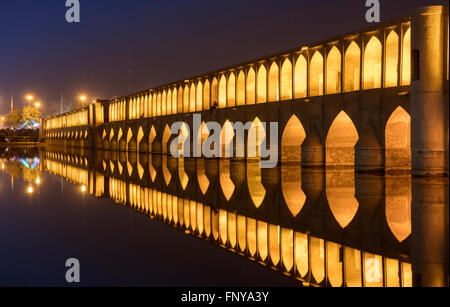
[385,106,411,171]
[282,164,306,218]
[172,87,178,115]
[183,84,190,113]
[149,125,157,152]
[326,169,359,229]
[281,115,306,162]
[385,176,412,243]
[268,62,279,102]
[246,67,256,105]
[248,117,266,159]
[197,159,209,195]
[385,31,399,87]
[344,42,361,92]
[257,65,267,103]
[162,90,167,116]
[218,75,227,108]
[236,71,246,106]
[227,73,236,107]
[364,36,382,89]
[196,122,209,157]
[166,89,172,115]
[310,51,324,96]
[221,120,235,158]
[157,92,162,116]
[177,86,183,114]
[247,161,266,208]
[281,58,293,100]
[203,80,210,110]
[137,126,144,150]
[326,111,359,166]
[294,55,307,98]
[211,77,218,107]
[196,81,203,112]
[326,46,342,94]
[189,83,196,112]
[220,160,235,201]
[401,28,411,85]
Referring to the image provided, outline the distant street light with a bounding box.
[81,185,87,193]
[26,95,34,101]
[80,96,87,103]
[36,177,41,185]
[27,186,34,194]
[35,102,41,108]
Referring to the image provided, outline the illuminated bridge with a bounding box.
[42,5,449,176]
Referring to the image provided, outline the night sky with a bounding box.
[0,0,446,116]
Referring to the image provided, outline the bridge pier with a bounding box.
[410,5,448,177]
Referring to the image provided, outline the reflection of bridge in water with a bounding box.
[41,148,448,287]
[42,5,449,177]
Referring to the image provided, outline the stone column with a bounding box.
[410,5,447,176]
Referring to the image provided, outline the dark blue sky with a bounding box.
[0,0,446,115]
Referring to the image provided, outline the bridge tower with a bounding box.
[410,5,449,177]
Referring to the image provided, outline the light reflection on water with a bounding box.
[0,147,448,287]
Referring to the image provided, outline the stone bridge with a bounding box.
[42,5,449,176]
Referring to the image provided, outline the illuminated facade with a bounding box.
[42,5,449,176]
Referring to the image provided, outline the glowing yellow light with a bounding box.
[35,102,41,108]
[26,95,34,101]
[80,96,87,102]
[27,186,34,194]
[35,177,41,185]
[81,185,87,192]
[1,117,4,121]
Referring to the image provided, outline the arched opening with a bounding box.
[221,120,235,158]
[268,62,279,102]
[177,86,183,114]
[178,158,189,190]
[218,75,227,108]
[137,127,144,152]
[326,46,342,94]
[385,176,412,243]
[166,89,172,115]
[189,83,196,113]
[344,42,361,92]
[162,155,171,186]
[281,58,293,100]
[157,92,162,116]
[246,67,256,105]
[149,125,157,153]
[196,82,203,112]
[326,111,359,167]
[281,115,306,162]
[294,55,307,98]
[172,87,178,115]
[247,161,266,208]
[183,84,190,113]
[364,36,382,89]
[257,65,267,103]
[385,31,399,87]
[162,125,171,154]
[177,123,190,157]
[310,51,324,96]
[236,71,246,106]
[203,80,210,110]
[162,90,167,116]
[401,28,411,85]
[126,128,134,152]
[220,160,235,201]
[248,117,266,159]
[385,106,411,171]
[227,73,236,107]
[197,159,209,195]
[211,77,218,107]
[282,164,306,218]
